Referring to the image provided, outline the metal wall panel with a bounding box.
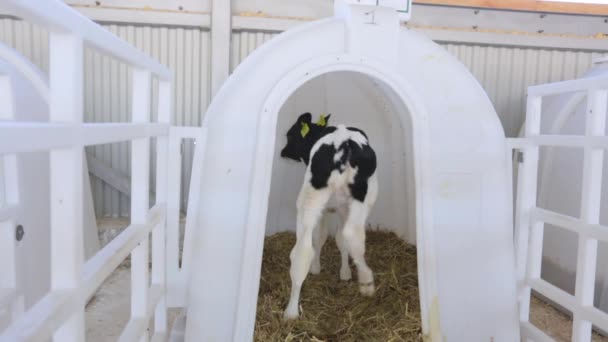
[230,30,278,72]
[0,18,48,73]
[441,44,605,137]
[0,18,211,217]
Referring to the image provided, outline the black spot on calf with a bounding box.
[280,113,377,203]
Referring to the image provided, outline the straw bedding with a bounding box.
[254,230,422,342]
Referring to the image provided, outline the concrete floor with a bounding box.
[86,217,183,342]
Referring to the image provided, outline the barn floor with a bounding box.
[85,217,183,341]
[255,230,421,341]
[86,218,608,342]
[530,297,608,342]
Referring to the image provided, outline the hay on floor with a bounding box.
[255,230,422,342]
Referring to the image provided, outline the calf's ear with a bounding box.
[298,112,312,124]
[300,122,310,138]
[316,113,331,127]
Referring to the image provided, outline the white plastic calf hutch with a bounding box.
[186,1,519,341]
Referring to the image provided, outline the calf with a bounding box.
[279,112,378,320]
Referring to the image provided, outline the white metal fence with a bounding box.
[510,73,608,341]
[0,1,201,341]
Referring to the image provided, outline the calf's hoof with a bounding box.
[339,267,352,281]
[359,282,375,296]
[283,305,299,321]
[310,262,321,275]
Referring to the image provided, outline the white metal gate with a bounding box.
[510,73,608,341]
[0,1,204,341]
[0,29,170,342]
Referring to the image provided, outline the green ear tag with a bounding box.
[317,114,327,127]
[300,122,310,137]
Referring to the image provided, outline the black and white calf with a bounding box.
[280,112,379,320]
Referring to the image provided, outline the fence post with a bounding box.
[572,88,608,342]
[131,68,152,342]
[153,80,171,336]
[48,32,85,342]
[166,130,182,306]
[515,95,542,326]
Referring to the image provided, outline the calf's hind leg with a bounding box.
[343,173,378,296]
[283,184,331,320]
[342,200,375,296]
[335,204,351,281]
[310,212,329,275]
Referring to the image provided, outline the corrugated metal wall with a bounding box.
[230,31,277,72]
[1,16,604,217]
[0,18,211,217]
[0,19,48,72]
[441,44,605,136]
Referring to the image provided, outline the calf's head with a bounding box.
[280,112,331,164]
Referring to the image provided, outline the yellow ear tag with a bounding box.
[300,122,310,137]
[317,114,327,127]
